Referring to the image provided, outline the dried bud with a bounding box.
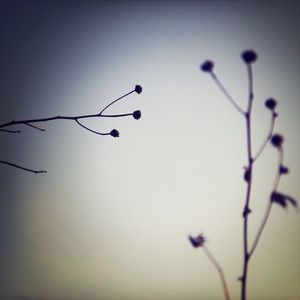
[271,192,297,209]
[244,168,251,183]
[189,234,205,248]
[279,165,289,175]
[265,98,277,110]
[110,129,119,138]
[133,110,141,120]
[271,134,284,148]
[135,85,142,94]
[200,60,214,72]
[243,207,252,218]
[241,50,257,64]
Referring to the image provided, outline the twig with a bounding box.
[25,122,45,131]
[0,85,142,173]
[0,128,20,133]
[253,111,276,162]
[75,119,110,136]
[99,89,135,115]
[210,71,245,115]
[203,246,231,300]
[0,160,46,174]
[0,112,134,130]
[0,87,139,131]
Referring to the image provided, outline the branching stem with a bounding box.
[0,87,141,173]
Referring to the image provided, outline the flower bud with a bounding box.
[244,168,251,183]
[279,165,289,175]
[188,234,205,248]
[110,129,119,137]
[265,98,277,110]
[271,134,284,148]
[135,85,142,94]
[133,110,141,120]
[241,50,257,64]
[200,60,214,72]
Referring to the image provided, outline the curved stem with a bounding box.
[203,246,231,300]
[210,71,245,115]
[99,89,135,115]
[249,147,283,258]
[253,112,276,162]
[0,160,46,174]
[0,128,20,133]
[75,119,109,136]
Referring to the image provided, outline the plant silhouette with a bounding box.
[189,50,297,300]
[0,85,142,174]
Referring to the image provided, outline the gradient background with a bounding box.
[0,1,299,299]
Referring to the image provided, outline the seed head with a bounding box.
[110,129,119,138]
[271,134,284,148]
[133,110,141,120]
[188,234,206,248]
[200,60,214,72]
[135,85,142,94]
[265,98,277,110]
[241,50,257,64]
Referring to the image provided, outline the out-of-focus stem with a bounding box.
[241,64,254,300]
[203,246,231,300]
[249,147,283,258]
[0,160,46,174]
[253,112,276,162]
[210,72,245,115]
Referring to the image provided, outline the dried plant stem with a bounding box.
[203,246,231,300]
[253,112,276,162]
[210,72,245,115]
[0,160,46,174]
[99,90,135,115]
[0,88,137,133]
[0,87,141,173]
[241,64,254,300]
[0,112,134,131]
[0,128,20,133]
[249,147,283,258]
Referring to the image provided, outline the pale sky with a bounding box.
[0,1,300,300]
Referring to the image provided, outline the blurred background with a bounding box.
[0,1,299,299]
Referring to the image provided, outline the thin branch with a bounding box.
[203,246,231,300]
[0,112,134,130]
[210,71,245,115]
[0,160,47,174]
[100,113,133,118]
[249,147,283,258]
[0,128,20,133]
[0,88,138,131]
[75,119,110,136]
[25,122,45,131]
[99,89,135,115]
[253,111,276,162]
